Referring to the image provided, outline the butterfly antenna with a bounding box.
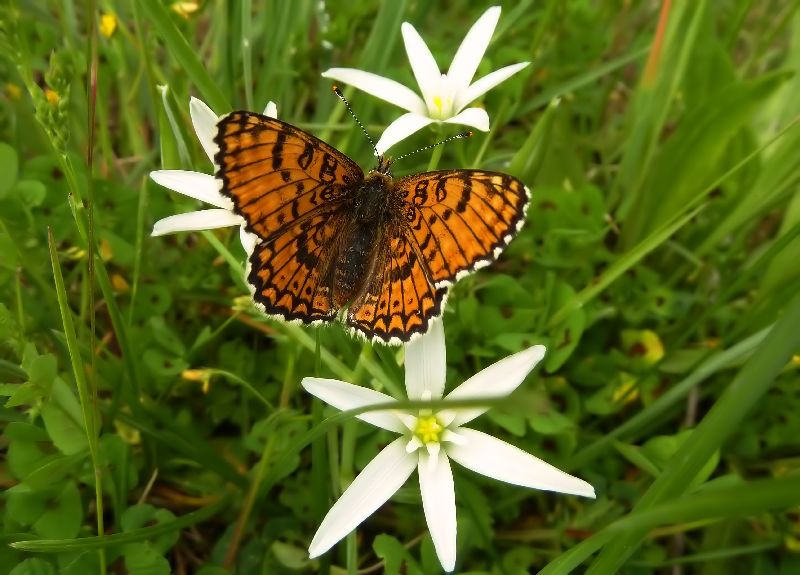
[391,131,473,164]
[332,86,379,158]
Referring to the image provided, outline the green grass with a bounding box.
[2,1,800,574]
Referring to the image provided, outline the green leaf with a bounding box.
[373,534,423,575]
[32,481,82,539]
[123,542,170,575]
[9,558,56,575]
[0,142,19,198]
[121,505,178,554]
[13,180,47,208]
[40,403,88,455]
[544,283,585,372]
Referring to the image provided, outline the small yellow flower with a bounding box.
[99,12,117,38]
[791,354,800,367]
[612,373,639,404]
[622,329,665,364]
[99,238,113,261]
[4,83,21,100]
[171,1,200,18]
[45,89,59,105]
[64,246,86,260]
[111,273,130,294]
[182,368,213,393]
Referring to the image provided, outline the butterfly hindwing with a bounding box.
[347,232,447,343]
[248,206,346,323]
[214,111,363,241]
[396,170,530,286]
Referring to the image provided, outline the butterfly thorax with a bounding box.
[332,171,399,308]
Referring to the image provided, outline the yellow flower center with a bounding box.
[431,94,452,118]
[414,415,443,444]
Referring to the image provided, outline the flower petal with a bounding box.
[447,428,595,498]
[400,22,441,109]
[375,113,435,155]
[189,96,219,164]
[151,209,243,236]
[150,170,232,208]
[454,62,530,112]
[301,377,406,433]
[263,101,278,118]
[418,450,457,572]
[443,107,490,132]
[321,68,426,115]
[444,345,545,427]
[239,228,258,256]
[404,318,446,401]
[308,437,417,558]
[447,6,502,92]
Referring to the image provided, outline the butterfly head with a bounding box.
[373,155,394,176]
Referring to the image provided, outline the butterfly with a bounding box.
[213,111,529,344]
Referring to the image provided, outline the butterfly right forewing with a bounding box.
[396,170,530,287]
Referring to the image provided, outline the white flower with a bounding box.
[302,321,594,572]
[322,6,530,155]
[150,97,278,255]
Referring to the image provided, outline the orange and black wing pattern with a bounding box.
[396,170,529,286]
[214,111,363,241]
[347,232,447,343]
[247,207,345,323]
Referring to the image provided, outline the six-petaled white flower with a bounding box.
[322,6,530,154]
[149,97,277,255]
[303,320,595,572]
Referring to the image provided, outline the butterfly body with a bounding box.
[214,111,530,344]
[331,170,399,308]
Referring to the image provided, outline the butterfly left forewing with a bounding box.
[214,111,363,241]
[347,232,447,343]
[396,170,530,286]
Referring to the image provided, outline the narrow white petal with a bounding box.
[454,62,530,112]
[150,170,232,208]
[189,96,219,164]
[375,113,435,155]
[239,228,258,256]
[418,451,457,572]
[447,6,502,91]
[445,345,546,427]
[151,209,242,236]
[263,101,278,118]
[322,68,426,115]
[448,428,596,498]
[301,377,406,433]
[404,318,446,400]
[406,436,423,453]
[308,438,416,558]
[442,107,490,132]
[401,22,441,109]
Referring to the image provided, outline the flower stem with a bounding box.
[426,137,445,171]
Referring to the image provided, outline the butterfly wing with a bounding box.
[396,170,530,286]
[215,111,363,323]
[214,111,363,240]
[248,206,346,323]
[347,231,447,343]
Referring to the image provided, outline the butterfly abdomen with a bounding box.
[332,172,398,308]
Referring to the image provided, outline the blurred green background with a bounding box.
[1,0,800,573]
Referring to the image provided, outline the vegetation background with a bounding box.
[1,0,800,573]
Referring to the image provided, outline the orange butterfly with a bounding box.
[214,111,529,344]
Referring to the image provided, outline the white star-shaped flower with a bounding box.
[322,6,530,155]
[149,96,278,255]
[303,320,594,572]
